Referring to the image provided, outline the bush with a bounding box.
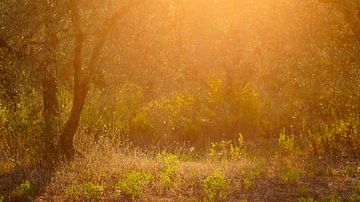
[202,171,230,201]
[65,181,80,199]
[82,182,104,198]
[208,133,246,161]
[116,171,153,200]
[159,153,180,189]
[306,116,360,158]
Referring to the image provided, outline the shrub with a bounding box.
[208,133,246,161]
[202,171,230,201]
[159,153,180,188]
[116,171,153,200]
[65,181,80,198]
[82,182,104,198]
[306,116,360,158]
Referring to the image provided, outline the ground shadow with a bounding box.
[0,160,62,201]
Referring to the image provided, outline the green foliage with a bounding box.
[242,164,264,190]
[349,181,360,202]
[159,153,180,189]
[116,171,153,200]
[278,129,295,155]
[202,171,230,201]
[243,176,254,190]
[299,197,317,202]
[208,133,246,161]
[320,195,340,202]
[65,181,80,198]
[306,116,360,158]
[313,166,335,177]
[16,180,33,195]
[345,165,358,178]
[82,182,104,198]
[298,185,310,197]
[280,167,300,184]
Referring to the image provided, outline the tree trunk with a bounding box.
[42,65,59,154]
[59,83,89,159]
[58,0,144,159]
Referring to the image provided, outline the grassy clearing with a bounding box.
[1,137,358,201]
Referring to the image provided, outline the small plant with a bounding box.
[159,153,180,189]
[16,180,33,195]
[313,166,334,177]
[298,185,310,196]
[243,176,254,190]
[349,181,360,202]
[202,171,230,201]
[82,182,104,198]
[278,129,295,154]
[0,196,4,202]
[208,140,232,161]
[230,133,246,160]
[116,171,153,200]
[241,163,264,190]
[345,165,358,178]
[65,181,80,198]
[208,134,246,161]
[299,197,317,202]
[320,195,340,202]
[280,167,300,184]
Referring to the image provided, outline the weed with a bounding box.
[159,153,179,189]
[278,129,295,155]
[280,167,300,184]
[202,171,230,201]
[116,171,153,200]
[243,176,254,190]
[82,182,104,198]
[299,197,317,202]
[349,181,360,202]
[320,195,340,202]
[313,166,335,177]
[208,133,246,161]
[298,185,310,196]
[65,181,80,198]
[345,165,358,178]
[16,180,33,195]
[230,133,247,160]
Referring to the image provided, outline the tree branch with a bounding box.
[82,0,144,87]
[70,0,83,94]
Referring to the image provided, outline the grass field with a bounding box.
[1,136,359,201]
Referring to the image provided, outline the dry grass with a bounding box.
[1,137,359,201]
